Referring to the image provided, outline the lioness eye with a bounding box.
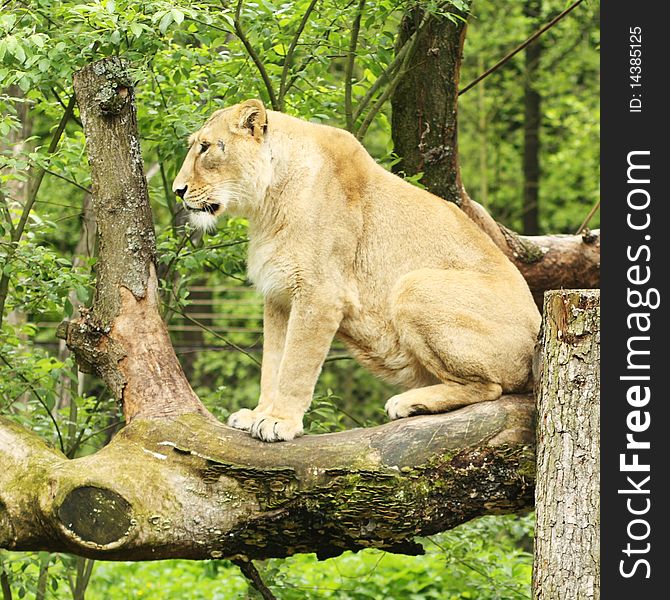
[199,142,210,154]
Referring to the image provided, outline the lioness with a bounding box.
[173,99,541,442]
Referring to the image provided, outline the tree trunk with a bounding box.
[61,57,210,422]
[523,0,542,235]
[533,289,600,599]
[391,6,467,203]
[389,6,599,301]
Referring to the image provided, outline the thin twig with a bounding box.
[0,189,16,239]
[232,559,277,600]
[51,88,82,127]
[278,0,319,110]
[0,91,77,329]
[459,0,585,95]
[350,43,408,126]
[283,10,341,96]
[181,238,249,255]
[575,199,600,235]
[11,91,75,242]
[66,389,112,458]
[0,567,12,600]
[344,0,365,131]
[355,12,430,140]
[161,300,261,367]
[232,0,280,110]
[426,537,531,600]
[68,421,121,453]
[0,353,65,453]
[44,169,92,194]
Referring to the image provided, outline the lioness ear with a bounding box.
[236,99,267,141]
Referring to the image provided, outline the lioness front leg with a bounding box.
[228,299,288,431]
[249,295,342,442]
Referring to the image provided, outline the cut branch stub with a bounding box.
[57,486,133,547]
[533,289,600,599]
[64,57,210,421]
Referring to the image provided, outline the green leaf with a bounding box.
[110,29,121,45]
[74,285,89,304]
[159,12,174,34]
[171,9,185,25]
[129,22,143,38]
[17,75,31,92]
[64,298,73,318]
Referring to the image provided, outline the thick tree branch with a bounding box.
[57,57,211,422]
[458,190,600,305]
[0,395,534,560]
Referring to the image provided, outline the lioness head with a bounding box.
[172,99,269,230]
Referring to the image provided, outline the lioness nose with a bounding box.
[174,185,188,199]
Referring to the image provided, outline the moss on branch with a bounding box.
[0,396,534,561]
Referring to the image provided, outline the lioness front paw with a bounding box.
[385,395,429,420]
[228,408,260,431]
[250,416,303,442]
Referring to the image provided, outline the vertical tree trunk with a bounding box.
[390,6,468,203]
[523,0,542,235]
[533,289,600,599]
[65,57,210,422]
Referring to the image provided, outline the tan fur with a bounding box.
[173,99,541,442]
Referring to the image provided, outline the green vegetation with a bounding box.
[1,0,598,597]
[0,515,534,599]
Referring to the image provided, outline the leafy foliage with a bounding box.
[78,514,533,599]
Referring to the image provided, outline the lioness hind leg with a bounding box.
[385,381,502,420]
[386,268,538,419]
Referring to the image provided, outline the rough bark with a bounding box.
[0,396,534,560]
[59,57,209,422]
[391,6,467,204]
[390,6,599,300]
[532,289,600,599]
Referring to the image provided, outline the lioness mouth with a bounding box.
[189,203,220,214]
